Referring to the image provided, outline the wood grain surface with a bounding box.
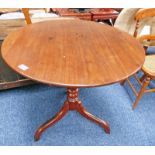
[1,19,145,87]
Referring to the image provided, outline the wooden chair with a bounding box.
[134,8,155,52]
[134,8,155,37]
[22,8,32,24]
[126,35,155,110]
[22,8,54,24]
[122,8,155,110]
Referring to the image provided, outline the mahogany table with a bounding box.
[1,19,145,141]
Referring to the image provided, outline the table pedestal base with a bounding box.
[34,88,110,141]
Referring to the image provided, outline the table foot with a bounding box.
[34,101,69,141]
[76,101,110,134]
[34,88,110,141]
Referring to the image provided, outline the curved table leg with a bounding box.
[76,101,110,133]
[34,101,69,141]
[34,87,110,141]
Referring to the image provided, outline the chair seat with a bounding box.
[142,55,155,76]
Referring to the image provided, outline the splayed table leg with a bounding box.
[34,88,110,141]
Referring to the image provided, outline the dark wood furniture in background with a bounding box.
[90,8,118,21]
[2,19,145,140]
[53,8,92,20]
[52,8,119,23]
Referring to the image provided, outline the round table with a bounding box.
[1,19,145,141]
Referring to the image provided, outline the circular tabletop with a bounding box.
[1,19,145,88]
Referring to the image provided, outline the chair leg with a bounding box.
[132,77,150,110]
